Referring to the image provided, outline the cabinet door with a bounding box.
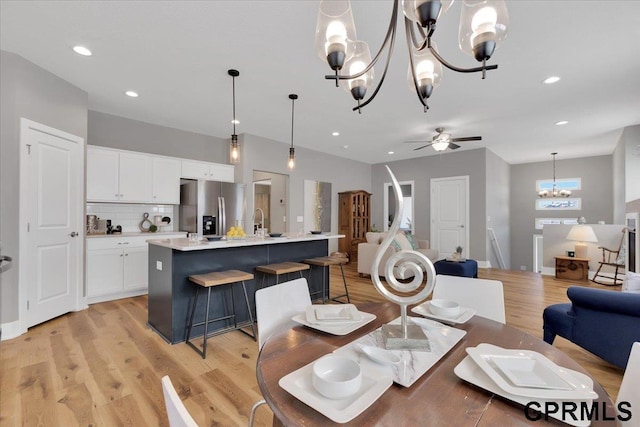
[87,248,123,297]
[119,152,152,202]
[86,147,119,202]
[181,160,209,179]
[208,163,235,182]
[123,247,148,291]
[152,157,180,204]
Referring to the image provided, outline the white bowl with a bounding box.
[429,299,461,317]
[311,355,362,400]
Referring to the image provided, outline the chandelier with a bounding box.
[315,0,509,113]
[538,152,571,198]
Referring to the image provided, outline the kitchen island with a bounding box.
[147,234,343,344]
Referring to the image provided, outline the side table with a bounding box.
[555,256,589,281]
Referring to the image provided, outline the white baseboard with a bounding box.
[477,260,492,269]
[541,267,623,281]
[1,320,26,341]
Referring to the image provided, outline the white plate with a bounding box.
[454,356,594,427]
[411,301,476,324]
[333,316,467,387]
[279,356,393,424]
[292,311,376,335]
[491,355,573,390]
[466,344,598,400]
[305,304,363,324]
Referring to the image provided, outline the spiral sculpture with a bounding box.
[371,166,436,342]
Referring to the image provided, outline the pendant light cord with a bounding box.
[290,97,295,148]
[232,75,237,135]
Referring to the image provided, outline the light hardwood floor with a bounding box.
[1,265,625,426]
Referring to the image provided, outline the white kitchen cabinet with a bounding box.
[152,157,180,204]
[86,233,184,303]
[181,159,234,182]
[86,146,152,203]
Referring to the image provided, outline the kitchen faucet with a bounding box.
[253,208,265,237]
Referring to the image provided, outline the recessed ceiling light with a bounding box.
[72,45,92,56]
[231,119,240,125]
[542,76,561,84]
[388,151,394,154]
[125,91,139,98]
[555,120,569,126]
[343,145,349,149]
[332,132,340,136]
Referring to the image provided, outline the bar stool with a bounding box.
[303,256,350,303]
[185,269,256,359]
[255,262,310,290]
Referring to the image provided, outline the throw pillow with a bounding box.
[404,233,419,250]
[622,271,640,293]
[392,232,413,251]
[365,232,381,244]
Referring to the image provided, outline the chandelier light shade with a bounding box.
[228,69,240,164]
[538,152,572,198]
[566,225,598,259]
[288,94,298,170]
[316,0,509,113]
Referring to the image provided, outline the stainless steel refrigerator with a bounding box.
[179,179,246,236]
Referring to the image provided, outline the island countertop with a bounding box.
[147,233,344,251]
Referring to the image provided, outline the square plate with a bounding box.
[411,301,476,324]
[466,344,598,400]
[454,356,594,427]
[279,356,393,424]
[305,304,363,324]
[292,311,376,335]
[490,355,573,390]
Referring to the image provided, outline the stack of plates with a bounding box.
[411,300,476,324]
[454,343,598,427]
[292,304,376,335]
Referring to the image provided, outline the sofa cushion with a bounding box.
[365,232,386,244]
[393,232,413,251]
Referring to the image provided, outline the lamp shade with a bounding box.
[566,225,598,243]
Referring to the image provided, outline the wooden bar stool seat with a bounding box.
[185,269,256,359]
[255,262,310,289]
[303,256,350,303]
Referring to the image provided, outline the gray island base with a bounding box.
[147,235,343,344]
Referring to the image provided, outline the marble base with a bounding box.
[382,324,431,351]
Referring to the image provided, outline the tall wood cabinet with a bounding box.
[338,190,371,260]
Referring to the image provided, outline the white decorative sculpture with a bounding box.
[371,166,436,349]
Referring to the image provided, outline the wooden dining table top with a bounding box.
[256,301,618,426]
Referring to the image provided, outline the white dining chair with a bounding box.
[161,375,199,427]
[249,277,312,426]
[433,274,506,324]
[616,342,640,426]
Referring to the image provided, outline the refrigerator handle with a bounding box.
[221,197,227,233]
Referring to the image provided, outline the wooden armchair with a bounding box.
[591,228,626,286]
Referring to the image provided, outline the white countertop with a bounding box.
[147,233,345,251]
[86,231,187,239]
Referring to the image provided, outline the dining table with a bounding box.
[256,301,619,426]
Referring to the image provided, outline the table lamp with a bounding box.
[566,225,598,259]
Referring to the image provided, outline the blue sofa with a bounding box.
[543,287,640,368]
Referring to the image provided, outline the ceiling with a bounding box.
[2,1,639,165]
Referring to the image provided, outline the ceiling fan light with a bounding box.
[315,0,357,70]
[459,0,509,62]
[402,0,454,27]
[432,140,449,151]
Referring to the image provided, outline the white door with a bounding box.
[123,247,148,291]
[152,157,181,204]
[430,176,469,259]
[119,152,152,202]
[86,248,123,297]
[86,146,119,201]
[21,119,84,328]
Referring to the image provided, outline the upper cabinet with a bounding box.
[86,146,234,204]
[181,159,234,182]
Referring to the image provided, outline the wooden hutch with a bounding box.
[338,190,371,261]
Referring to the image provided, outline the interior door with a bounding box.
[21,119,84,328]
[430,176,469,259]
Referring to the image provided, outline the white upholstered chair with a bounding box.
[433,275,506,324]
[249,278,312,426]
[616,342,640,426]
[161,375,199,427]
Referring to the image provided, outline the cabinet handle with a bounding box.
[124,253,129,256]
[120,254,123,257]
[69,231,78,237]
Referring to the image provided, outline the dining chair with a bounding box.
[248,277,312,426]
[616,342,640,426]
[433,274,506,324]
[161,375,199,427]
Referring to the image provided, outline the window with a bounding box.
[536,198,582,210]
[536,178,581,192]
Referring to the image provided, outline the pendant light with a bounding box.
[288,94,298,170]
[538,152,571,198]
[228,69,240,164]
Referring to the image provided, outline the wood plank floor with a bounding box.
[1,265,625,426]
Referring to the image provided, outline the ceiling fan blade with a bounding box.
[450,136,482,142]
[404,140,431,144]
[413,143,434,151]
[448,143,461,150]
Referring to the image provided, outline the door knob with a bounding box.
[69,231,78,237]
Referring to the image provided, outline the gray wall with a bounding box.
[240,133,371,252]
[253,171,287,234]
[613,130,626,224]
[88,110,227,162]
[486,149,511,269]
[372,148,489,261]
[1,51,88,324]
[623,125,640,208]
[510,155,613,272]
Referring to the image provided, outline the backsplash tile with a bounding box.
[86,203,178,232]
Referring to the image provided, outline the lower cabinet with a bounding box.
[87,234,184,303]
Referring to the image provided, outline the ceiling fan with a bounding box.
[405,127,482,152]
